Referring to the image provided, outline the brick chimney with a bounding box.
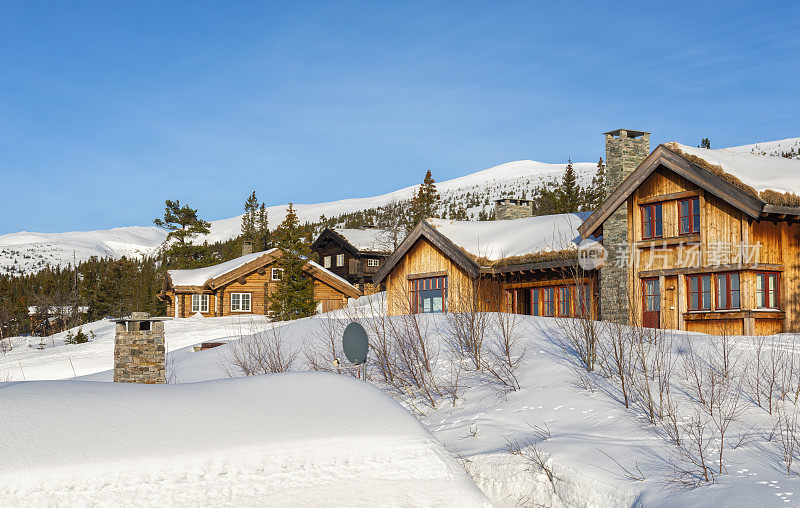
[599,129,650,325]
[113,312,168,383]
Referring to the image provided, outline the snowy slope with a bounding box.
[5,302,800,506]
[721,137,800,160]
[0,373,488,507]
[0,159,596,275]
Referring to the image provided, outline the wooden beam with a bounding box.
[637,189,699,205]
[638,263,784,278]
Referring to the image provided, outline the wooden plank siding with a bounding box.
[166,257,357,318]
[622,166,800,334]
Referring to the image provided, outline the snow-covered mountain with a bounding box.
[720,136,800,159]
[3,136,796,276]
[0,159,598,276]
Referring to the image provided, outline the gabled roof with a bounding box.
[373,214,589,284]
[578,144,773,238]
[311,228,396,256]
[166,248,361,299]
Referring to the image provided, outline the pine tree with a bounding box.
[153,200,211,268]
[269,204,316,321]
[585,157,606,211]
[556,158,581,213]
[410,170,440,227]
[700,138,711,149]
[241,192,271,251]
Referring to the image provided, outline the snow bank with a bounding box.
[168,249,277,286]
[0,373,488,507]
[673,143,800,194]
[427,213,590,261]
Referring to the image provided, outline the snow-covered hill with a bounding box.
[720,136,800,159]
[0,159,598,276]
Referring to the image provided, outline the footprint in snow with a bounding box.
[554,405,563,410]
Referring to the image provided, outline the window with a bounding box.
[576,284,591,317]
[271,268,283,281]
[757,272,780,309]
[336,254,345,267]
[687,274,712,311]
[715,273,740,310]
[558,286,571,317]
[531,289,539,316]
[367,258,380,267]
[542,287,556,317]
[679,197,700,235]
[323,256,331,268]
[410,276,447,313]
[641,203,663,239]
[231,293,251,312]
[191,294,209,313]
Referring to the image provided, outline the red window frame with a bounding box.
[542,287,556,317]
[678,196,700,235]
[687,274,712,311]
[715,272,740,310]
[641,203,663,239]
[756,271,781,309]
[410,276,448,313]
[558,286,571,317]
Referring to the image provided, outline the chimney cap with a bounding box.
[495,198,532,206]
[603,129,650,138]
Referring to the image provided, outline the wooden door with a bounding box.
[642,278,660,328]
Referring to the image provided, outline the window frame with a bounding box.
[323,256,331,268]
[715,272,740,310]
[678,196,700,235]
[271,268,283,281]
[687,274,712,311]
[230,292,251,312]
[557,286,571,317]
[191,294,209,313]
[542,287,556,317]
[336,254,345,267]
[756,271,781,310]
[409,276,448,314]
[640,202,663,240]
[367,258,380,267]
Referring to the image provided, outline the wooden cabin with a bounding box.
[373,215,599,319]
[311,227,395,293]
[159,248,361,318]
[581,129,800,335]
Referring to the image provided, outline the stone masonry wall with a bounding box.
[113,320,166,383]
[495,202,533,220]
[600,130,650,325]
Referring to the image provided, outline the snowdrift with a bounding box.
[0,373,488,507]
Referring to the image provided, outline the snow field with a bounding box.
[0,374,488,507]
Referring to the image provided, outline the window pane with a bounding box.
[731,274,739,291]
[690,292,699,311]
[690,277,698,294]
[531,290,539,316]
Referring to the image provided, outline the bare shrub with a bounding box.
[444,278,491,371]
[223,323,298,376]
[666,408,716,488]
[506,423,557,494]
[391,294,441,409]
[481,310,524,392]
[775,406,800,476]
[305,316,347,373]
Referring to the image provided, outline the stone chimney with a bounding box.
[242,240,253,256]
[599,129,651,325]
[494,198,533,220]
[113,312,168,384]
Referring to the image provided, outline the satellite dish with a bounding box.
[342,322,369,365]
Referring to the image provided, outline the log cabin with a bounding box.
[373,214,599,319]
[159,248,361,318]
[311,227,395,293]
[580,129,800,335]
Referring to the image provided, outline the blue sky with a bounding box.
[0,1,798,234]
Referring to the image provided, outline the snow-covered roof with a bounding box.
[168,249,277,287]
[671,143,800,194]
[427,213,589,262]
[332,228,395,253]
[306,259,360,293]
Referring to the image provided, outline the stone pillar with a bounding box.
[599,129,650,325]
[113,312,167,384]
